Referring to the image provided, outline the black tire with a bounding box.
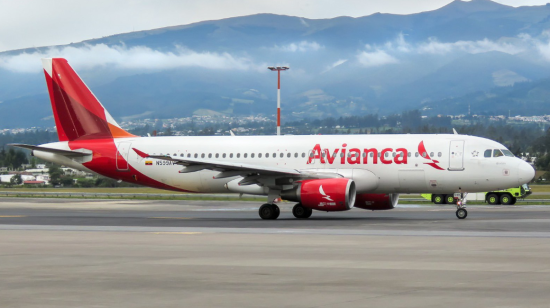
[500,193,513,205]
[292,203,312,219]
[487,193,500,205]
[445,194,456,204]
[259,204,279,220]
[456,208,468,219]
[433,194,444,204]
[510,197,517,205]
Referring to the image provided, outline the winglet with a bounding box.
[453,128,458,135]
[133,148,149,158]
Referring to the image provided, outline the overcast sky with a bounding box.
[0,0,547,52]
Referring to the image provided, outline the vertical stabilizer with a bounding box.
[42,58,135,141]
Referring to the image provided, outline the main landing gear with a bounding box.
[259,203,314,220]
[259,203,280,220]
[292,203,312,219]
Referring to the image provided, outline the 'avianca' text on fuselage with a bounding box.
[308,143,408,165]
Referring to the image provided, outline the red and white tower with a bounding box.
[268,66,289,135]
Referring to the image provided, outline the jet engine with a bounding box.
[354,193,399,211]
[281,178,356,211]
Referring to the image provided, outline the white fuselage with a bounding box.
[37,134,532,195]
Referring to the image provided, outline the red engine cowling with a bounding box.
[281,178,356,211]
[354,193,399,211]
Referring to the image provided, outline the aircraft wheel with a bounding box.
[456,208,468,219]
[445,194,456,204]
[433,194,444,204]
[259,204,279,220]
[500,193,513,205]
[487,193,499,205]
[292,203,312,219]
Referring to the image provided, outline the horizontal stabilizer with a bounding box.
[8,144,92,157]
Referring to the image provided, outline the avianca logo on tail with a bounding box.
[319,185,333,201]
[307,141,444,170]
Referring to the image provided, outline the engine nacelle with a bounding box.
[281,178,356,211]
[354,193,399,211]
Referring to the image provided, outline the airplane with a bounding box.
[10,58,535,220]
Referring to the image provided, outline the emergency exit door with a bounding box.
[449,140,465,171]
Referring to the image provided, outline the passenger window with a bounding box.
[430,152,434,157]
[244,153,248,158]
[321,152,326,158]
[493,149,504,157]
[201,153,205,158]
[259,153,262,158]
[230,153,233,158]
[208,154,212,158]
[484,149,492,158]
[215,153,219,158]
[280,153,284,158]
[273,153,276,158]
[392,152,396,157]
[340,153,345,158]
[287,153,291,158]
[251,153,255,158]
[237,153,240,158]
[266,153,269,158]
[415,152,419,157]
[194,154,198,158]
[422,153,426,158]
[362,152,366,157]
[385,152,389,157]
[370,153,374,157]
[187,154,191,158]
[302,153,306,158]
[438,152,442,157]
[223,153,226,158]
[294,153,298,158]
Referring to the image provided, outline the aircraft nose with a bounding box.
[517,160,535,185]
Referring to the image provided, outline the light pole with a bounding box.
[268,66,289,135]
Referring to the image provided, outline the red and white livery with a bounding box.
[11,58,535,220]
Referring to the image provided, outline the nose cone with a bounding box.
[518,160,535,185]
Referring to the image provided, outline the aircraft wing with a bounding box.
[9,144,92,157]
[133,148,340,182]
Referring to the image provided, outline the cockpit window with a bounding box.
[484,149,492,158]
[501,149,514,157]
[493,149,504,157]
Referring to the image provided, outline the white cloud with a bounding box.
[0,44,261,73]
[275,41,323,52]
[416,37,526,55]
[322,59,348,73]
[357,50,398,67]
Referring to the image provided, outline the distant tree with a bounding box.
[10,174,22,186]
[48,164,64,186]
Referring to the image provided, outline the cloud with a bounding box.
[0,44,261,73]
[322,59,348,73]
[275,41,323,52]
[357,50,398,67]
[416,37,526,55]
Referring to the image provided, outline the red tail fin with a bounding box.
[42,58,135,141]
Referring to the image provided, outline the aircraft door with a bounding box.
[449,140,465,171]
[116,142,131,171]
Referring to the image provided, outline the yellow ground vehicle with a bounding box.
[421,184,532,205]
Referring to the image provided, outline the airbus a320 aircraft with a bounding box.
[11,58,535,220]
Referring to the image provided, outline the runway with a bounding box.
[1,198,550,307]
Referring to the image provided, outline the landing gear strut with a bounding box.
[292,203,312,219]
[259,203,280,220]
[455,192,468,219]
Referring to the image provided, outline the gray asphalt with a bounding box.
[2,198,550,307]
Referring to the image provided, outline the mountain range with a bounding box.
[2,0,550,128]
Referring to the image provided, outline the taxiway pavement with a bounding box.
[1,198,550,308]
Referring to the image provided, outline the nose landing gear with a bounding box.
[455,191,468,219]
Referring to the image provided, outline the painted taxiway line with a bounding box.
[2,224,550,238]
